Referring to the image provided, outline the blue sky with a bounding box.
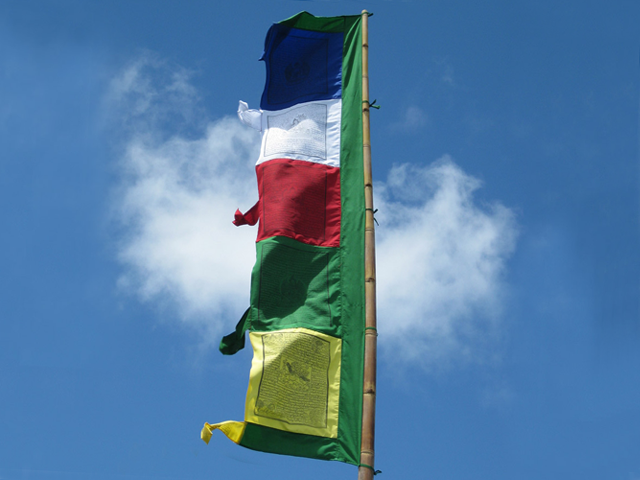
[1,1,639,479]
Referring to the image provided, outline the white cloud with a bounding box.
[105,53,202,135]
[110,56,518,364]
[441,63,455,86]
[375,158,518,369]
[389,105,428,132]
[110,55,261,341]
[480,383,516,408]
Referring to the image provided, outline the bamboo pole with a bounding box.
[358,9,378,480]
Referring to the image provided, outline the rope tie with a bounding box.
[365,208,379,225]
[362,99,381,109]
[359,463,382,475]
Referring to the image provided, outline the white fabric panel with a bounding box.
[236,99,342,168]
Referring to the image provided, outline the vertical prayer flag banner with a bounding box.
[202,11,365,465]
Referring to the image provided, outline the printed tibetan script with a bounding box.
[254,331,330,428]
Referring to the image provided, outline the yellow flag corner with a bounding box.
[201,421,246,445]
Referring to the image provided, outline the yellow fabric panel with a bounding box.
[201,420,246,444]
[245,328,342,438]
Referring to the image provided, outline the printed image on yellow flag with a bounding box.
[245,329,342,438]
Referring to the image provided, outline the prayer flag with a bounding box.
[202,12,366,465]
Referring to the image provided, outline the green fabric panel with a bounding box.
[219,308,251,355]
[239,422,348,463]
[249,237,341,334]
[237,14,365,466]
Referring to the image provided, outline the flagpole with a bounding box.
[358,9,378,480]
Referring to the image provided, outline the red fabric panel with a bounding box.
[256,158,340,247]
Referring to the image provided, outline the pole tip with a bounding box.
[362,9,368,14]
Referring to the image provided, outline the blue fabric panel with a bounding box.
[260,25,343,111]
